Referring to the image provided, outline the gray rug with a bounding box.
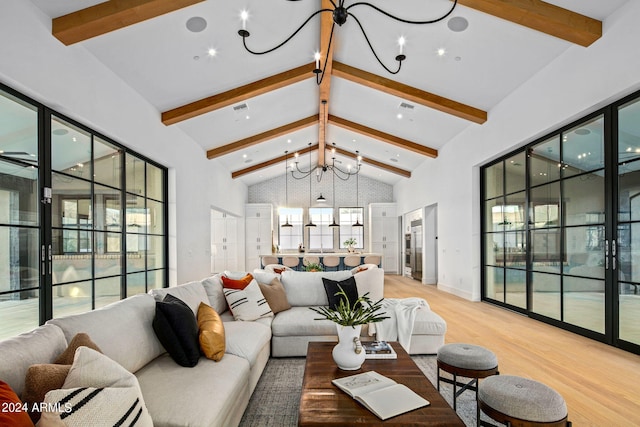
[240,355,490,427]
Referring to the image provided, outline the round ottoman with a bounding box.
[437,343,499,426]
[479,375,570,426]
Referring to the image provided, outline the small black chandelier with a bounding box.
[238,0,458,83]
[290,143,362,182]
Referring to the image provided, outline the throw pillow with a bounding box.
[197,302,225,361]
[322,276,360,311]
[223,279,273,321]
[54,333,102,365]
[39,347,153,427]
[0,380,34,427]
[221,273,253,290]
[22,364,70,423]
[257,277,291,314]
[152,294,200,367]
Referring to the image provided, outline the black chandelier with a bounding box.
[238,0,458,83]
[290,143,362,182]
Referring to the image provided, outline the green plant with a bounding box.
[343,238,357,247]
[310,286,389,327]
[304,262,323,272]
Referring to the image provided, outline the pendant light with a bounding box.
[329,155,340,228]
[282,151,292,228]
[353,152,363,227]
[304,147,316,228]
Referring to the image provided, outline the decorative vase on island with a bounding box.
[332,324,366,370]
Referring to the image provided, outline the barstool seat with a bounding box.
[437,343,499,426]
[479,375,570,426]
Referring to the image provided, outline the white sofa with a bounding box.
[0,267,447,427]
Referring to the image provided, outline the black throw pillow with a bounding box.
[152,294,200,367]
[322,276,360,311]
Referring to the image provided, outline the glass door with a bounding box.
[617,98,640,349]
[0,89,41,339]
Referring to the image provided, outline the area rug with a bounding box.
[239,355,488,427]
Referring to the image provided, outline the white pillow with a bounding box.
[39,347,153,427]
[223,279,274,321]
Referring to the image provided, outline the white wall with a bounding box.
[395,1,640,300]
[0,1,247,285]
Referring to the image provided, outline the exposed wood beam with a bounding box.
[52,0,205,45]
[317,0,336,168]
[206,116,317,159]
[162,63,315,125]
[328,115,438,159]
[332,146,411,178]
[232,144,318,179]
[456,0,601,47]
[332,62,487,124]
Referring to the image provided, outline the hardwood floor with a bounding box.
[384,275,640,427]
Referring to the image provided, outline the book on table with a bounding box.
[331,371,429,420]
[363,341,397,359]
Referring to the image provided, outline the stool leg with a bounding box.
[475,379,480,427]
[437,367,441,391]
[452,373,457,411]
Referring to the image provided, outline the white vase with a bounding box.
[332,324,366,370]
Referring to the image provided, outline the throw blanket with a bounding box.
[369,298,429,353]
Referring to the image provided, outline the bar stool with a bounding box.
[344,255,361,269]
[261,255,278,268]
[363,255,381,266]
[322,255,340,271]
[437,343,499,426]
[282,256,300,271]
[479,375,571,426]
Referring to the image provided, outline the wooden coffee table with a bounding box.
[299,341,465,426]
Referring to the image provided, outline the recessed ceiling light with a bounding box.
[243,154,247,158]
[437,48,446,57]
[186,17,207,33]
[52,129,68,136]
[447,16,468,32]
[575,128,591,136]
[397,113,403,120]
[193,55,200,61]
[207,48,217,57]
[287,139,292,144]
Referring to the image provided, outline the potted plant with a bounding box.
[343,238,357,253]
[310,287,388,370]
[304,262,323,272]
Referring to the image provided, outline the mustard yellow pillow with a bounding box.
[197,302,225,361]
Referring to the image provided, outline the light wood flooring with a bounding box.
[384,275,640,427]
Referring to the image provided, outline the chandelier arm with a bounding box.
[346,0,458,25]
[348,13,402,75]
[316,21,336,85]
[330,164,359,178]
[240,9,332,55]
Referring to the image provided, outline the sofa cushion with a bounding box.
[257,277,291,314]
[41,347,153,427]
[135,353,251,427]
[322,276,359,310]
[0,381,33,427]
[23,364,70,423]
[201,276,228,314]
[0,324,67,397]
[47,294,164,374]
[197,302,225,362]
[152,294,200,368]
[150,281,209,315]
[412,308,448,336]
[223,280,273,321]
[353,267,385,301]
[221,273,253,289]
[54,332,102,365]
[280,270,352,306]
[223,321,271,367]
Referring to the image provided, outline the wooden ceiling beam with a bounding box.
[331,146,411,178]
[206,115,317,159]
[232,144,318,179]
[52,0,205,45]
[332,62,487,124]
[328,115,438,158]
[456,0,602,47]
[162,62,315,125]
[317,0,336,168]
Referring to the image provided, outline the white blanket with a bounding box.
[369,297,429,353]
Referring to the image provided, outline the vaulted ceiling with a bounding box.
[31,0,627,185]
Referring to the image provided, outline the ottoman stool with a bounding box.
[478,375,571,427]
[437,343,499,426]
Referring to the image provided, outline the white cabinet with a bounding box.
[211,210,238,273]
[369,203,399,273]
[245,204,273,271]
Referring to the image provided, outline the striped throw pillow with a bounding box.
[223,279,273,321]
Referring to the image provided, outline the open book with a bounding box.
[332,371,429,420]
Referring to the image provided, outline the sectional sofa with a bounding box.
[0,266,447,426]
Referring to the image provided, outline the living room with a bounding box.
[1,0,640,426]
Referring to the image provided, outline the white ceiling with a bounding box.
[26,0,629,186]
